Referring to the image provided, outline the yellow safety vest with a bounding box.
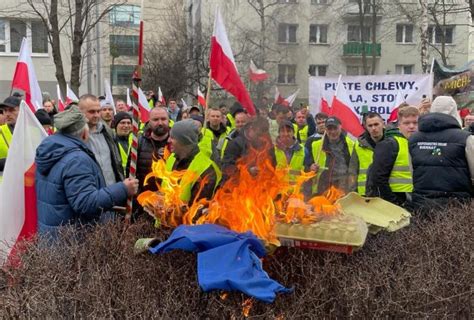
[164,151,222,203]
[310,136,354,193]
[226,113,235,130]
[117,134,133,171]
[389,136,413,192]
[199,127,230,158]
[0,124,12,160]
[353,141,374,196]
[274,144,305,186]
[293,124,309,144]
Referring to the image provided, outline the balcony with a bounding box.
[343,42,381,57]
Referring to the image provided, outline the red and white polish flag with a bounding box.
[56,84,65,112]
[210,8,255,115]
[65,84,79,106]
[197,88,207,108]
[330,75,364,138]
[11,38,42,112]
[138,87,151,123]
[0,101,48,266]
[249,59,269,83]
[158,87,166,106]
[274,86,299,107]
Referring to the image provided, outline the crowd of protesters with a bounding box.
[0,90,472,239]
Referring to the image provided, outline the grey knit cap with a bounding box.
[170,119,199,146]
[54,106,87,134]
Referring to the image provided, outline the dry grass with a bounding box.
[1,203,472,319]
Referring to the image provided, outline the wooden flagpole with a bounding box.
[203,69,212,130]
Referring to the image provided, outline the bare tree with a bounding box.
[21,0,124,95]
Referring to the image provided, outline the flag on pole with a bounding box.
[274,86,299,107]
[11,38,42,112]
[285,89,300,107]
[0,101,47,266]
[104,79,116,114]
[138,87,151,123]
[126,88,132,109]
[197,88,207,108]
[249,59,269,83]
[321,97,331,115]
[330,75,364,137]
[66,84,79,105]
[209,8,255,115]
[56,84,65,112]
[158,87,166,105]
[181,98,188,110]
[388,91,406,123]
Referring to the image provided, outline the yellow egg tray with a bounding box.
[275,214,368,254]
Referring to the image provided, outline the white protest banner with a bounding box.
[309,74,433,120]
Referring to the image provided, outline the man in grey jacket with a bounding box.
[79,94,124,186]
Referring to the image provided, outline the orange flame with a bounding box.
[138,139,345,244]
[242,298,253,317]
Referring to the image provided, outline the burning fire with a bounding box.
[242,298,253,317]
[138,141,344,244]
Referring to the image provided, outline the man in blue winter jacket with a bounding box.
[35,106,139,239]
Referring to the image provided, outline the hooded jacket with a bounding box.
[409,113,473,206]
[35,134,128,237]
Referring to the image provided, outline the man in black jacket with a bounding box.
[366,106,419,208]
[409,104,474,214]
[132,107,171,193]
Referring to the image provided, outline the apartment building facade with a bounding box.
[0,0,471,103]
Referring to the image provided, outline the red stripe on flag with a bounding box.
[210,37,255,115]
[331,97,364,137]
[11,62,36,113]
[6,164,38,268]
[249,71,269,83]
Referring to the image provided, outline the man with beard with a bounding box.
[100,100,114,127]
[132,107,171,194]
[221,116,276,184]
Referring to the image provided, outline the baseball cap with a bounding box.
[0,96,21,109]
[279,120,295,132]
[325,116,341,128]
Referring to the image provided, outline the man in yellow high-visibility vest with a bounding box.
[114,112,133,172]
[165,120,221,205]
[305,116,354,197]
[348,112,385,196]
[275,121,306,191]
[367,106,419,207]
[0,96,21,178]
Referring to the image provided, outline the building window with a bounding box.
[309,65,327,76]
[109,5,141,27]
[347,25,371,42]
[395,64,414,74]
[0,19,48,54]
[396,24,413,43]
[346,66,371,75]
[278,23,298,43]
[278,64,296,84]
[309,24,328,44]
[10,20,26,53]
[111,65,135,86]
[428,25,454,44]
[311,0,328,4]
[110,35,139,56]
[346,66,360,76]
[31,21,48,53]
